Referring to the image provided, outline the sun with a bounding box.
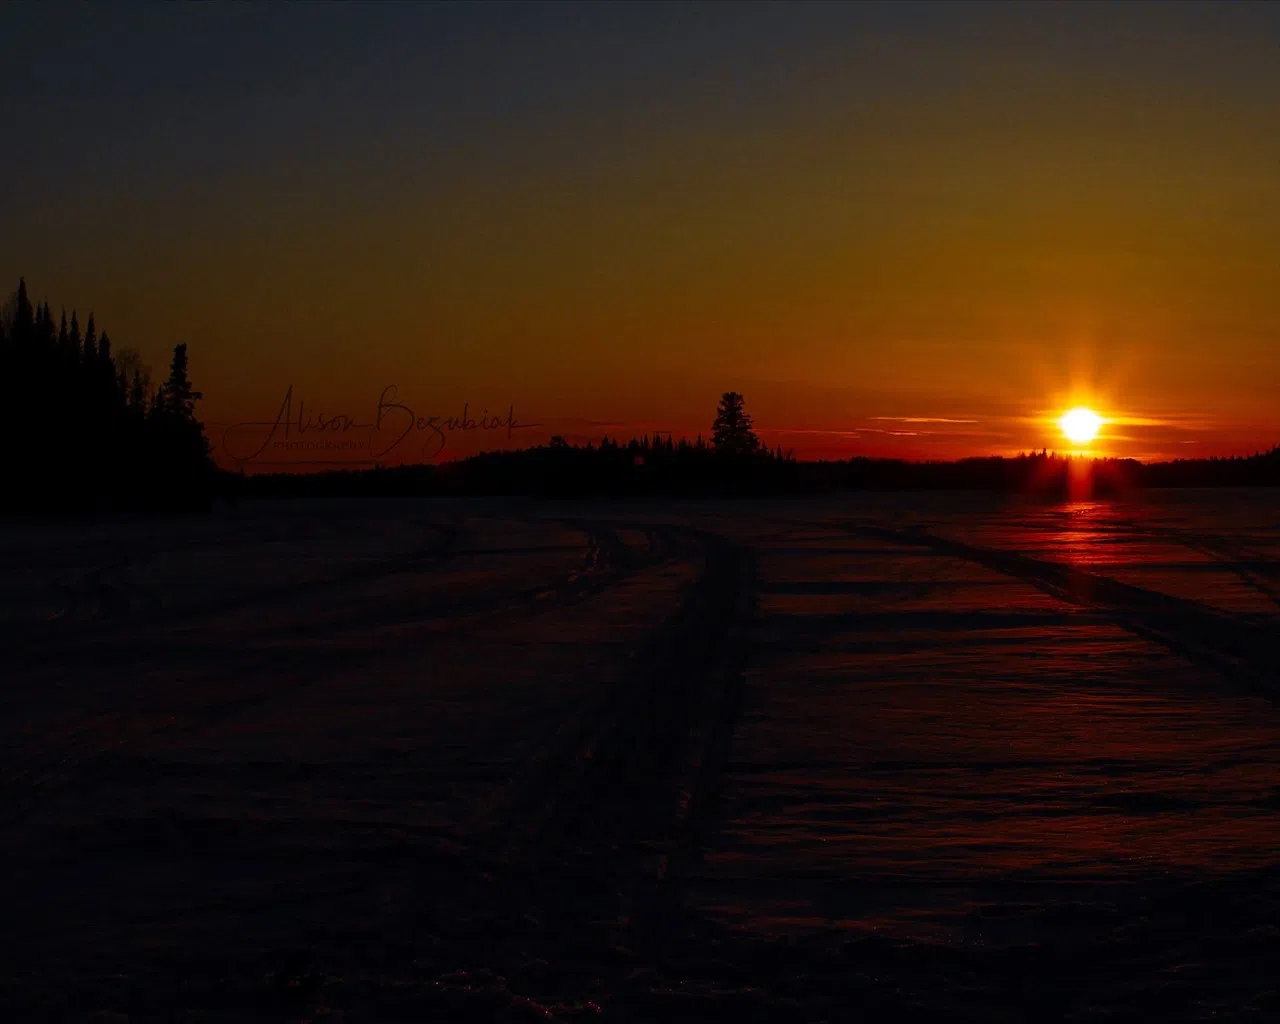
[1059,407,1103,445]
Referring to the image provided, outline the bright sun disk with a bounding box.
[1059,407,1102,445]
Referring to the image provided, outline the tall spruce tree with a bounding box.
[68,312,81,361]
[711,391,761,455]
[159,343,201,420]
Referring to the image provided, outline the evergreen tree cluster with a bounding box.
[236,430,801,501]
[0,278,215,513]
[236,393,793,501]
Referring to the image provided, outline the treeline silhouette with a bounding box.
[237,391,1280,500]
[236,391,1280,500]
[3,299,1273,510]
[1140,448,1280,488]
[235,443,1280,501]
[237,432,804,500]
[0,278,214,513]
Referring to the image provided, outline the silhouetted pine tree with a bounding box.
[13,278,33,333]
[712,391,761,455]
[152,343,214,507]
[129,370,148,412]
[67,312,81,362]
[83,313,97,363]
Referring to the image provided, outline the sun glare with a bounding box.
[1059,407,1102,445]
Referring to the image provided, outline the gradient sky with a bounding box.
[5,2,1280,467]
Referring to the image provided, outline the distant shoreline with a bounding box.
[223,444,1280,501]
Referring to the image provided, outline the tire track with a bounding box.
[44,518,464,627]
[852,523,1280,702]
[0,520,692,832]
[0,520,742,1019]
[4,517,604,676]
[47,556,164,623]
[1110,517,1280,612]
[1014,511,1280,611]
[457,526,734,843]
[0,517,501,829]
[424,529,755,970]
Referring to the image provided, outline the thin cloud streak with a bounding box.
[870,416,979,424]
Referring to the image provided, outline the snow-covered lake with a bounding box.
[3,491,1278,1019]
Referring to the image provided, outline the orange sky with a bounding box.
[4,5,1279,469]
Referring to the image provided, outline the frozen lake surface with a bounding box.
[2,491,1279,1020]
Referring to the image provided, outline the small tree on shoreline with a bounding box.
[712,391,761,456]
